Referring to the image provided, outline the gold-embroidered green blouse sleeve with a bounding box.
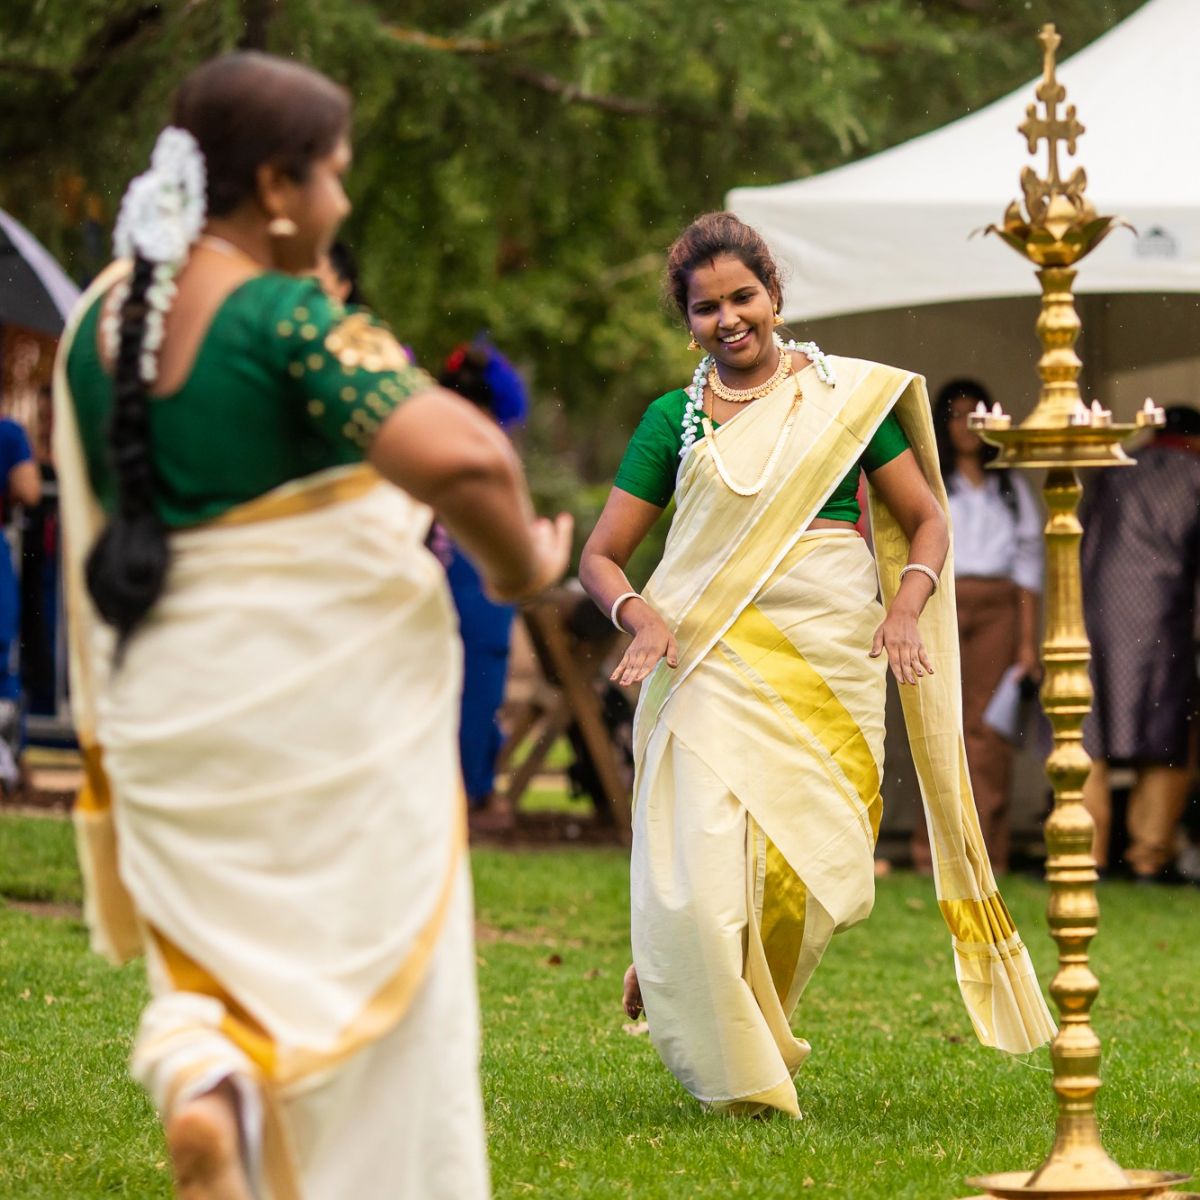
[276,282,434,453]
[64,272,436,529]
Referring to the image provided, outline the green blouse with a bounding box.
[614,388,910,521]
[66,272,434,528]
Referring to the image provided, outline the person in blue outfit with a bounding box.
[0,414,42,792]
[431,338,530,820]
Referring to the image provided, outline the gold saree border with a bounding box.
[149,799,467,1088]
[721,600,883,840]
[160,1057,302,1200]
[759,831,808,1008]
[202,464,382,529]
[636,361,908,765]
[147,926,281,1077]
[939,893,1017,947]
[75,743,112,813]
[631,355,1054,1054]
[868,373,1056,1052]
[279,799,467,1085]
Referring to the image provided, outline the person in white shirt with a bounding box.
[912,380,1043,874]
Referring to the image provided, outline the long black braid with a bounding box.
[83,52,351,650]
[85,254,171,650]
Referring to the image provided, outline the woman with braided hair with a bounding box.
[55,52,570,1200]
[580,212,1054,1118]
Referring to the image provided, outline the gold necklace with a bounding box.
[707,347,791,404]
[703,370,805,497]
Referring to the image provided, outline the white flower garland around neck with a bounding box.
[102,126,207,383]
[680,335,835,457]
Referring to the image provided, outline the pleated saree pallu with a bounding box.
[630,356,1055,1117]
[53,268,489,1199]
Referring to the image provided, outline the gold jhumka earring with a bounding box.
[687,333,700,351]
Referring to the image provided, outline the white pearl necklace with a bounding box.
[680,334,835,458]
[701,393,802,497]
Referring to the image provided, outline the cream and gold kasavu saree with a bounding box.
[630,356,1055,1116]
[54,267,489,1199]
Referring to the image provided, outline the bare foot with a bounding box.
[166,1082,253,1200]
[622,963,643,1019]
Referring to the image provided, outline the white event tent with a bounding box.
[730,0,1199,320]
[732,0,1199,847]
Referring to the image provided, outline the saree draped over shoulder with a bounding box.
[54,265,489,1199]
[630,356,1055,1116]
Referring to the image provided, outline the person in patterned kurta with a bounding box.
[57,52,570,1200]
[1081,405,1200,881]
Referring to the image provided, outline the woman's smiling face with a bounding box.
[684,254,779,373]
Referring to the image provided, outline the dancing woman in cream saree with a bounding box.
[581,215,1054,1118]
[60,270,491,1200]
[54,53,569,1200]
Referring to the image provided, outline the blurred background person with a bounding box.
[433,337,530,827]
[314,238,364,305]
[0,407,41,794]
[20,386,60,719]
[914,379,1043,874]
[1081,404,1200,884]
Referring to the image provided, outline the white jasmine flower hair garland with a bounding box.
[102,126,207,383]
[680,335,835,458]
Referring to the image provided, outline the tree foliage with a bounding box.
[0,0,1145,505]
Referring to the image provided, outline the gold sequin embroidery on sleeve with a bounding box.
[324,313,412,374]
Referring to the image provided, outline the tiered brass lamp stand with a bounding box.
[956,24,1194,1200]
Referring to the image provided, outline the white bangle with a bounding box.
[899,563,940,592]
[610,590,641,632]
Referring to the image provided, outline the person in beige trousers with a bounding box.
[913,380,1043,875]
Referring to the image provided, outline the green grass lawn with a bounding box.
[2,810,1197,1199]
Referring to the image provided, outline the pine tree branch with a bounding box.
[501,62,665,117]
[384,25,560,55]
[0,4,164,82]
[384,23,669,119]
[0,60,62,78]
[73,4,165,86]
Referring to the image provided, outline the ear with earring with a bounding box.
[268,217,298,237]
[687,331,700,351]
[773,312,784,327]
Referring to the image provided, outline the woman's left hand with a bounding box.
[870,604,934,685]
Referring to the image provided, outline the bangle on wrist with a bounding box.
[610,590,641,632]
[899,563,940,592]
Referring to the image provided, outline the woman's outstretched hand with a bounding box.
[610,601,679,687]
[486,512,574,603]
[870,603,934,686]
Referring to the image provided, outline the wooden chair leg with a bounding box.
[503,709,569,811]
[534,612,632,842]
